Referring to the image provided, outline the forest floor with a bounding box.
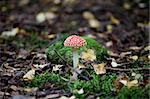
[0,0,149,99]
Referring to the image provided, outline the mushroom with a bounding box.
[64,35,86,69]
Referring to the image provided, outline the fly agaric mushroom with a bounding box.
[64,35,86,69]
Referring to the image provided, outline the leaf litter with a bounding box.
[0,0,149,98]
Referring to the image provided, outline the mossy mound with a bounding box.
[46,35,108,64]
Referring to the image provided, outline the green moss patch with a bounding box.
[46,35,108,64]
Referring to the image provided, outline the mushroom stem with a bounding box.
[73,48,79,69]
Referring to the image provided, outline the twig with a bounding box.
[30,55,36,67]
[106,67,150,71]
[54,49,68,65]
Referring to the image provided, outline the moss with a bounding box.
[26,71,117,98]
[5,34,49,51]
[25,71,149,98]
[69,73,117,98]
[27,72,67,88]
[117,85,150,99]
[46,35,108,64]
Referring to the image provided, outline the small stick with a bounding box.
[106,67,150,71]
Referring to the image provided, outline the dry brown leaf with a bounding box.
[24,87,38,93]
[144,45,150,51]
[127,80,138,88]
[148,55,150,60]
[123,2,131,10]
[36,12,46,23]
[110,16,120,25]
[81,49,96,61]
[1,28,19,37]
[107,51,119,57]
[119,79,138,89]
[10,85,18,91]
[82,11,95,20]
[78,64,86,69]
[23,69,35,81]
[45,94,60,99]
[111,58,120,67]
[73,88,84,94]
[88,19,101,29]
[120,51,132,57]
[129,55,138,61]
[106,25,113,33]
[106,41,113,47]
[129,46,142,50]
[92,63,106,74]
[114,75,129,92]
[33,63,49,69]
[17,49,29,59]
[59,95,75,99]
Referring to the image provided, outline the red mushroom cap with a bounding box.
[64,35,86,48]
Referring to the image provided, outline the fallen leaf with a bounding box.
[45,94,60,99]
[107,51,119,57]
[74,88,84,94]
[23,69,35,81]
[12,95,35,99]
[119,79,138,89]
[123,2,131,10]
[82,11,95,20]
[81,49,96,61]
[78,64,86,69]
[131,72,136,76]
[110,16,120,25]
[1,28,19,37]
[36,12,46,23]
[19,0,29,6]
[92,63,106,74]
[119,80,128,86]
[144,45,150,51]
[63,0,76,5]
[106,24,113,33]
[24,87,38,93]
[135,74,142,80]
[53,0,61,4]
[71,68,82,81]
[88,19,101,29]
[129,46,142,50]
[127,80,138,88]
[120,51,132,57]
[148,55,150,60]
[111,59,119,67]
[10,85,18,91]
[77,88,84,94]
[17,49,29,59]
[129,55,138,61]
[114,75,129,92]
[59,95,75,99]
[106,41,113,47]
[52,65,63,71]
[45,12,56,20]
[33,63,50,69]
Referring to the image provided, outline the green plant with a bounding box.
[46,35,108,64]
[27,72,67,88]
[69,73,117,98]
[117,85,150,99]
